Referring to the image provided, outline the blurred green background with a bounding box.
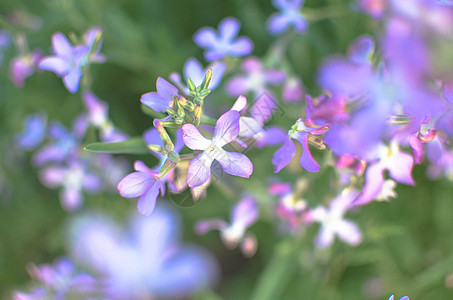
[1,0,453,299]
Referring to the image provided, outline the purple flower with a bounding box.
[195,196,259,257]
[83,91,127,142]
[141,77,179,113]
[117,160,165,216]
[16,112,47,150]
[194,17,253,61]
[14,257,98,300]
[272,111,328,173]
[226,57,286,97]
[353,141,415,206]
[33,116,88,166]
[39,159,102,211]
[70,205,219,299]
[181,110,253,188]
[170,57,226,93]
[39,33,90,93]
[267,0,308,35]
[305,189,362,248]
[9,50,42,88]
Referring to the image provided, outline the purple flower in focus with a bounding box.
[182,110,253,188]
[305,189,362,248]
[194,17,253,61]
[39,159,102,211]
[267,0,308,35]
[9,50,42,88]
[353,141,415,206]
[117,160,165,216]
[196,196,259,257]
[16,112,47,150]
[14,257,98,300]
[83,91,128,142]
[141,77,179,113]
[272,111,328,173]
[70,205,219,299]
[170,57,226,93]
[226,57,286,97]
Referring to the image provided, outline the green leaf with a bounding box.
[84,137,149,154]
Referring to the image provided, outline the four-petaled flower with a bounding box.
[194,17,253,61]
[267,0,308,35]
[39,29,104,93]
[182,110,253,188]
[70,205,219,298]
[141,77,179,113]
[195,196,259,257]
[305,189,362,248]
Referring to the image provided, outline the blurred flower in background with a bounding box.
[69,204,219,299]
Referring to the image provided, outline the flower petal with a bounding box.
[39,57,70,76]
[267,14,290,35]
[182,124,211,150]
[296,132,320,173]
[52,33,72,57]
[141,92,170,113]
[219,17,240,41]
[315,226,335,248]
[239,117,263,137]
[272,137,295,173]
[230,95,248,112]
[184,58,205,86]
[216,150,253,178]
[388,151,415,185]
[352,163,385,206]
[195,219,228,234]
[117,172,153,198]
[156,77,178,100]
[336,220,362,246]
[61,187,82,211]
[187,152,213,188]
[137,181,160,216]
[63,68,82,93]
[228,37,253,56]
[231,196,258,229]
[194,28,217,48]
[208,62,226,89]
[213,110,240,147]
